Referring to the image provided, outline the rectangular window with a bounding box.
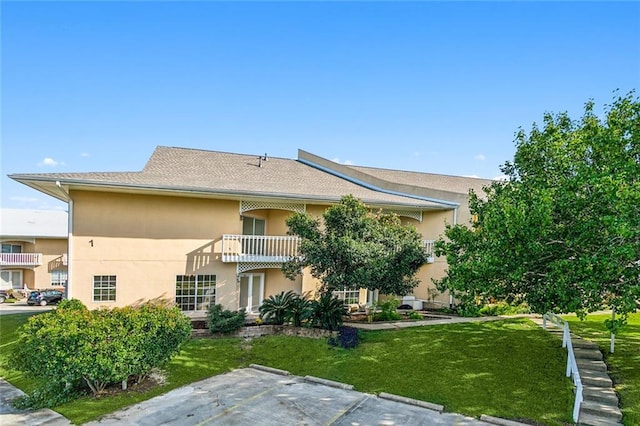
[175,274,216,312]
[93,275,116,302]
[51,270,68,287]
[333,286,360,305]
[1,243,22,253]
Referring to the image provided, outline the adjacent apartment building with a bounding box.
[1,209,68,293]
[9,146,490,314]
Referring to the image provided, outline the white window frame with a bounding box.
[1,243,22,253]
[175,274,216,312]
[333,286,361,305]
[51,270,68,287]
[93,275,116,302]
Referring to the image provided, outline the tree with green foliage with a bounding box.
[434,91,640,350]
[283,195,429,297]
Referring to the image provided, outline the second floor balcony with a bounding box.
[221,234,437,264]
[0,252,43,267]
[423,240,435,263]
[221,235,299,263]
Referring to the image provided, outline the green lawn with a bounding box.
[564,313,640,426]
[1,314,574,425]
[0,313,41,394]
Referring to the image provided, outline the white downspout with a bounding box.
[449,207,458,309]
[56,181,73,300]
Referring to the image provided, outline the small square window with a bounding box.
[93,275,116,302]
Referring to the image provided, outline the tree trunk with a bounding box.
[610,310,615,354]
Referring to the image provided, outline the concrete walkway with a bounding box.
[0,379,71,425]
[344,312,519,330]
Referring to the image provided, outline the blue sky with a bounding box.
[2,1,639,211]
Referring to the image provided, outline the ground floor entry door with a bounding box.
[239,273,264,313]
[0,270,23,291]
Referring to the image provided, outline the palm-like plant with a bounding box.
[259,290,296,325]
[311,292,345,331]
[288,294,313,327]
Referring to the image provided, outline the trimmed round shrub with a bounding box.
[207,304,246,334]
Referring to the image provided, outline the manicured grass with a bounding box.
[564,313,640,426]
[1,314,574,425]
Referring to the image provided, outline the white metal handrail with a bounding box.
[0,252,43,266]
[543,312,583,423]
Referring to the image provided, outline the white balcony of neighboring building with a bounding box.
[0,252,43,267]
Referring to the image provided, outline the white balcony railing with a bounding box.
[221,235,436,264]
[0,252,43,266]
[423,240,435,263]
[221,235,300,263]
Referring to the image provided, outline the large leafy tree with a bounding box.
[283,195,429,296]
[434,92,640,335]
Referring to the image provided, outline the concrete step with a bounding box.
[581,400,622,420]
[572,339,600,350]
[578,412,622,426]
[581,369,613,388]
[583,386,619,405]
[577,359,608,373]
[574,347,603,361]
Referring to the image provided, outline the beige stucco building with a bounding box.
[9,147,490,314]
[1,209,68,293]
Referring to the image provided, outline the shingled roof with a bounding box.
[9,146,493,210]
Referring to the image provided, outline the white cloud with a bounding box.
[80,152,90,158]
[331,157,354,165]
[38,157,64,167]
[474,154,486,161]
[463,174,481,179]
[493,174,509,181]
[10,196,39,203]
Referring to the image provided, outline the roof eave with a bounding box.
[9,176,448,211]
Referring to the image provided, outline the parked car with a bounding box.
[27,290,64,306]
[0,291,8,304]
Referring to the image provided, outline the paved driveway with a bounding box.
[85,367,496,426]
[0,300,55,315]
